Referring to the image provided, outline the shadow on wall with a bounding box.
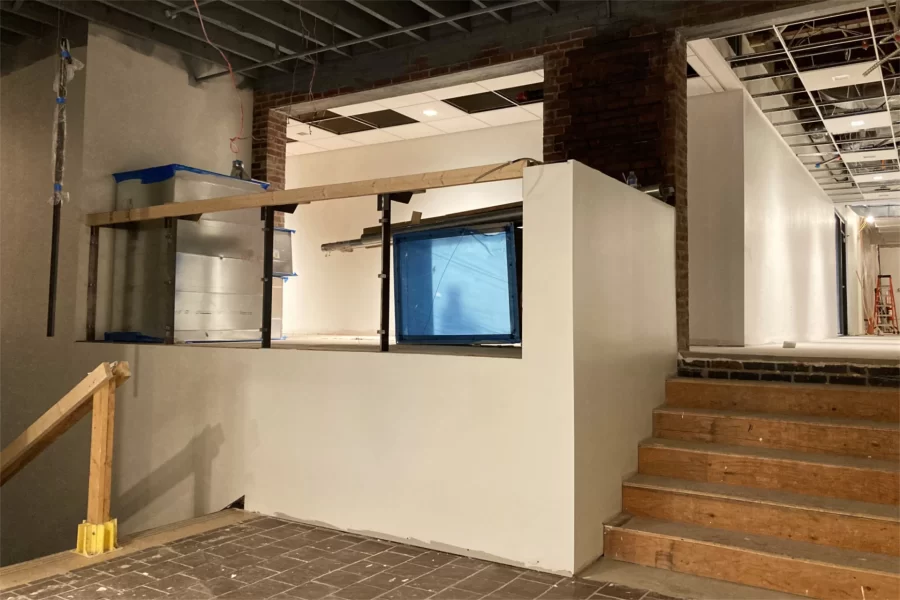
[113,423,226,524]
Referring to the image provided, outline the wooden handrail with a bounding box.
[1,362,128,485]
[0,361,130,555]
[84,161,528,227]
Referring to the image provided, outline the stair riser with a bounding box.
[654,411,900,460]
[604,526,900,600]
[623,485,900,555]
[665,380,900,422]
[639,446,900,505]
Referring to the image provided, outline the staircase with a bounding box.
[604,378,900,599]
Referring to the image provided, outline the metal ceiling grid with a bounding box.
[0,0,549,80]
[716,2,900,207]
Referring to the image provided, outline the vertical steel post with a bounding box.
[47,203,61,337]
[378,194,391,352]
[262,207,275,348]
[86,226,99,341]
[163,218,177,345]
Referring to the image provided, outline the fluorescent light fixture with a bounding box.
[423,109,438,117]
[866,215,876,223]
[832,74,850,82]
[850,120,865,127]
[874,176,884,180]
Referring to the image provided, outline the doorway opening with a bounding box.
[835,213,848,336]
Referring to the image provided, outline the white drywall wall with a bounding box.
[283,122,541,336]
[742,93,839,345]
[0,25,253,565]
[881,247,900,288]
[687,90,745,346]
[571,163,676,571]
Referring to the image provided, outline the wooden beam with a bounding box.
[0,364,114,486]
[85,161,528,227]
[86,380,116,524]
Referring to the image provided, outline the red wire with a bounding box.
[192,0,245,154]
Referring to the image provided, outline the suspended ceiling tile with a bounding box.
[534,69,545,77]
[393,101,467,122]
[286,122,335,141]
[798,61,882,92]
[688,77,714,96]
[307,136,362,151]
[342,128,403,145]
[863,191,900,201]
[388,122,443,139]
[285,141,322,156]
[473,106,539,126]
[842,148,900,163]
[523,102,543,117]
[425,83,486,100]
[330,101,388,117]
[478,71,543,91]
[855,170,900,183]
[823,111,892,135]
[377,92,435,109]
[429,115,490,133]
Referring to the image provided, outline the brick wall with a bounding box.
[679,356,900,388]
[544,30,689,348]
[252,90,288,226]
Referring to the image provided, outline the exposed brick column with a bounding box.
[544,30,689,349]
[252,91,288,227]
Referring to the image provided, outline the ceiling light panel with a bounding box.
[841,148,900,163]
[393,101,467,122]
[823,111,892,135]
[425,83,486,100]
[286,122,335,140]
[864,191,900,201]
[798,61,883,92]
[855,170,900,183]
[377,93,435,110]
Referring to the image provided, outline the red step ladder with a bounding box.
[874,275,899,334]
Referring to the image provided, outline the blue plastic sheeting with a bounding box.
[112,164,270,189]
[393,224,520,344]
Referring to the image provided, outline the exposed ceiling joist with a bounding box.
[410,0,471,33]
[345,0,429,42]
[282,0,387,51]
[472,0,512,24]
[27,0,263,77]
[0,9,51,37]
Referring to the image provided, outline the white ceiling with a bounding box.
[286,70,544,156]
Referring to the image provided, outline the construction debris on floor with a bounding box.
[1,516,681,600]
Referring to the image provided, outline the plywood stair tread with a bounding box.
[654,406,900,431]
[670,377,900,396]
[640,437,900,472]
[607,516,900,576]
[624,474,900,521]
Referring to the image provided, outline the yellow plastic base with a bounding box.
[75,519,117,556]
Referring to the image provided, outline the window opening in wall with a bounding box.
[394,224,521,345]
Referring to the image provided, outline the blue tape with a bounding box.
[54,183,63,192]
[61,49,71,58]
[112,164,270,189]
[274,227,296,234]
[56,97,65,104]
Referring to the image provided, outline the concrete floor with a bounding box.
[692,335,900,362]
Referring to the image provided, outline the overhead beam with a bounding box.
[0,10,52,37]
[222,0,351,58]
[0,28,25,46]
[346,0,428,42]
[282,0,387,51]
[472,0,512,24]
[534,0,558,14]
[85,161,529,227]
[28,0,260,77]
[157,0,317,64]
[98,0,288,72]
[411,1,471,33]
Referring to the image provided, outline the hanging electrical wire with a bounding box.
[191,0,246,154]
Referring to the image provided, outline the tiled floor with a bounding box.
[1,516,682,600]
